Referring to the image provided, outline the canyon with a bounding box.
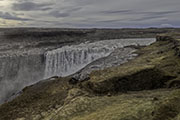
[0,28,180,120]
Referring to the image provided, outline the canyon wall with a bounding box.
[0,38,155,103]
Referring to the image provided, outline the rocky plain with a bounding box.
[0,28,180,120]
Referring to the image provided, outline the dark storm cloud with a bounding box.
[101,10,178,16]
[101,10,132,14]
[0,11,31,21]
[130,11,178,21]
[138,11,179,16]
[132,16,164,21]
[12,1,53,11]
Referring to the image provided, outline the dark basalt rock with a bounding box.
[83,67,176,95]
[69,77,79,85]
[156,35,173,41]
[167,79,180,88]
[69,74,91,85]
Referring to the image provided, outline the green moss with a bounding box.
[53,89,176,120]
[152,90,180,120]
[0,77,72,120]
[82,66,175,94]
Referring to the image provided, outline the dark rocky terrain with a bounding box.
[0,28,180,120]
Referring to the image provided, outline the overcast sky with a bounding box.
[0,0,180,28]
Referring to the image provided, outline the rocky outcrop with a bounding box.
[82,66,175,94]
[156,34,180,58]
[156,35,174,41]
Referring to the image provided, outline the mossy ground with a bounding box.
[53,89,180,120]
[152,90,180,120]
[0,77,72,120]
[0,35,180,120]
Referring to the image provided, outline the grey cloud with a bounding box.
[0,11,31,21]
[49,7,82,18]
[138,11,179,16]
[97,9,179,23]
[130,11,178,21]
[132,16,165,21]
[49,11,70,18]
[41,7,52,11]
[101,10,132,14]
[12,2,53,11]
[97,19,126,23]
[101,9,178,16]
[1,0,180,27]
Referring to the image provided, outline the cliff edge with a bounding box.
[1,34,180,120]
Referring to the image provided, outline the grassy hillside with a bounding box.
[0,34,180,120]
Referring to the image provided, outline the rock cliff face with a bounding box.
[0,35,155,104]
[44,38,155,78]
[0,34,180,120]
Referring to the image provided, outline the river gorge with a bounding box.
[0,35,155,103]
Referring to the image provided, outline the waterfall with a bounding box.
[0,38,155,103]
[44,41,122,78]
[44,38,156,78]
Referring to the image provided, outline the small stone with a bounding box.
[107,92,112,97]
[69,77,79,85]
[151,111,155,116]
[152,97,159,101]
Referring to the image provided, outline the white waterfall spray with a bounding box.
[44,38,156,78]
[44,41,121,78]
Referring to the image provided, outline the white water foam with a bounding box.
[44,38,156,78]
